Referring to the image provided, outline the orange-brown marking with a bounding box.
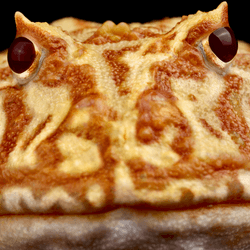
[127,155,247,191]
[130,27,163,39]
[185,4,228,45]
[179,44,206,69]
[35,53,67,88]
[103,45,140,95]
[83,26,162,45]
[200,118,223,139]
[37,52,97,104]
[65,64,97,104]
[136,89,177,144]
[0,94,118,208]
[15,14,68,55]
[22,115,52,151]
[71,19,101,30]
[233,54,250,71]
[143,32,176,55]
[227,178,244,200]
[0,67,12,81]
[136,49,206,147]
[216,74,250,154]
[135,88,193,156]
[185,20,214,45]
[0,87,32,164]
[188,94,197,101]
[0,57,117,206]
[127,158,168,191]
[0,36,118,207]
[152,50,207,81]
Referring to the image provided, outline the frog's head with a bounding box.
[1,2,250,249]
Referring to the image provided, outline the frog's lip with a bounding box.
[0,204,250,250]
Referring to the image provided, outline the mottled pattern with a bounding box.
[2,2,250,250]
[0,2,250,216]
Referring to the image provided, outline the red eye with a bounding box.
[8,37,36,74]
[209,27,238,63]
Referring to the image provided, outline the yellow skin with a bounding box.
[0,2,250,249]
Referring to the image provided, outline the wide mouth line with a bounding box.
[2,201,250,217]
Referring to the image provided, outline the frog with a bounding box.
[0,1,250,249]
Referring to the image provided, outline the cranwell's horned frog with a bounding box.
[0,2,250,249]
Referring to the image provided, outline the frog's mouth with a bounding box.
[0,204,250,250]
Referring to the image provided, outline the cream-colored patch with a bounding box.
[109,111,138,156]
[66,108,90,130]
[2,2,250,214]
[3,187,35,213]
[235,69,250,129]
[178,98,241,159]
[0,51,7,66]
[86,184,105,208]
[58,133,102,174]
[132,177,229,206]
[172,76,242,159]
[74,44,120,113]
[114,160,228,206]
[6,83,71,169]
[40,187,85,213]
[2,187,85,213]
[114,162,140,204]
[118,46,173,115]
[0,53,15,88]
[238,170,250,199]
[81,41,174,120]
[138,128,180,168]
[110,111,180,168]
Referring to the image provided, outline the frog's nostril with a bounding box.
[8,37,36,74]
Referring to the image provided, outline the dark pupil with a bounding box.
[209,27,238,63]
[8,37,36,74]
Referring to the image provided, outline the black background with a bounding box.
[0,1,247,52]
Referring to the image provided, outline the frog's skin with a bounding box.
[1,2,250,249]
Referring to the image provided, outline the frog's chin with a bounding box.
[0,204,250,250]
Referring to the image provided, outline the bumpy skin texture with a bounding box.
[1,1,250,249]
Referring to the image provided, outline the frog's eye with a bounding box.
[8,37,36,74]
[7,36,46,85]
[209,27,238,63]
[199,26,238,75]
